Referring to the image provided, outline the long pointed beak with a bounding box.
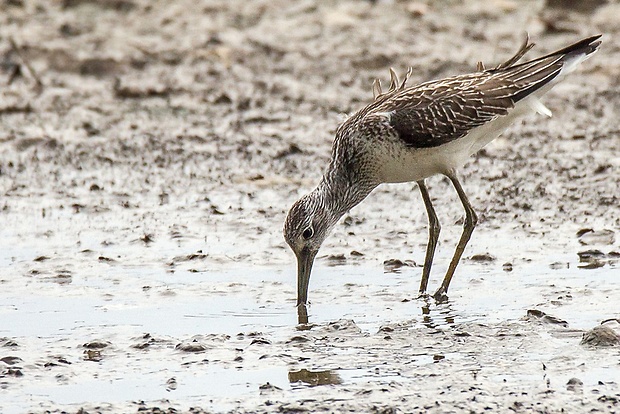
[296,248,317,306]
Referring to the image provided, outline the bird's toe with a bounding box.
[433,289,449,303]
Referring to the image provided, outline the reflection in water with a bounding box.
[297,296,457,328]
[288,369,342,386]
[421,299,456,329]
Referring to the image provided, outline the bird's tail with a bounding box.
[493,35,601,112]
[493,34,601,73]
[553,35,602,77]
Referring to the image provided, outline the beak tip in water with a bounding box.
[296,248,316,309]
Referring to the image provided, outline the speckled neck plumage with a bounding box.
[313,152,378,226]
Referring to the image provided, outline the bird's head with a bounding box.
[284,191,334,306]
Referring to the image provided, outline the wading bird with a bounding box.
[284,35,601,311]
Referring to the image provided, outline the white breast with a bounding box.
[377,99,541,184]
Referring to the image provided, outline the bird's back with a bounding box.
[332,35,601,184]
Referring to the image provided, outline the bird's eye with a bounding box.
[302,227,314,240]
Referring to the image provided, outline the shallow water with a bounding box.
[2,245,619,413]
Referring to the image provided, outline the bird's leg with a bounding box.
[433,173,478,302]
[417,180,441,295]
[297,303,309,325]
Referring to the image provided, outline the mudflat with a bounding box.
[1,0,619,413]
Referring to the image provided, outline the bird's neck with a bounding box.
[315,164,376,224]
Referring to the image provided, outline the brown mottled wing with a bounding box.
[377,35,601,149]
[381,76,514,148]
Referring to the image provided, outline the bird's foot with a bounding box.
[432,287,449,304]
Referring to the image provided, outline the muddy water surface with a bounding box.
[2,239,619,412]
[1,0,620,412]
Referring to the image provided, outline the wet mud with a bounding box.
[1,0,619,413]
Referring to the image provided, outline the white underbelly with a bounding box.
[378,100,537,183]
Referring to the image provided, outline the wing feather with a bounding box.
[369,35,600,149]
